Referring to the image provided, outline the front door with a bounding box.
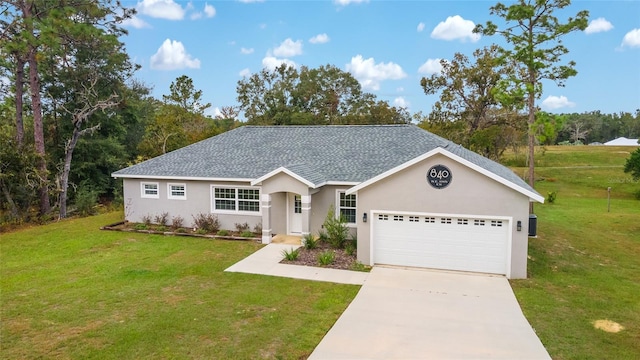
[288,193,302,234]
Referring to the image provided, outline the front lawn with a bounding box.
[0,212,360,359]
[509,146,640,359]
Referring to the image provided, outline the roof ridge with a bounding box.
[243,124,413,128]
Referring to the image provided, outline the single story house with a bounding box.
[604,137,639,146]
[113,125,543,279]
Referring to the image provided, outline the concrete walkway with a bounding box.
[309,266,551,359]
[224,243,369,285]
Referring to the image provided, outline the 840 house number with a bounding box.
[427,165,452,189]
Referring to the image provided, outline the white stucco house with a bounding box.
[113,125,543,279]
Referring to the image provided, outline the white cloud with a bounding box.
[585,17,613,34]
[621,28,640,48]
[262,56,297,71]
[418,58,443,75]
[272,38,303,57]
[431,15,480,42]
[190,12,202,20]
[121,15,151,29]
[150,39,200,70]
[309,33,330,44]
[417,22,425,32]
[136,0,185,20]
[239,68,251,77]
[346,55,407,91]
[541,95,575,110]
[393,97,409,108]
[204,3,216,17]
[334,0,369,6]
[240,47,254,54]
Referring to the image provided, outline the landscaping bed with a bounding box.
[280,240,370,272]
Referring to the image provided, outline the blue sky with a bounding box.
[119,0,640,119]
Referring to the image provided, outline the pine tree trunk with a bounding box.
[15,55,25,147]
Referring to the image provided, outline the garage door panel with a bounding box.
[373,213,509,275]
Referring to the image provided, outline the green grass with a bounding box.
[507,146,640,360]
[0,213,359,359]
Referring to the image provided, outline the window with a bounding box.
[212,186,260,213]
[424,217,435,223]
[474,219,486,226]
[393,215,404,222]
[294,195,302,214]
[338,191,356,224]
[491,220,503,227]
[168,183,186,200]
[378,214,389,221]
[440,218,452,224]
[141,182,159,199]
[457,218,469,225]
[409,216,420,222]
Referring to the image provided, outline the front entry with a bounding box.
[288,193,302,234]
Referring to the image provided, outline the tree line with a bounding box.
[1,0,637,226]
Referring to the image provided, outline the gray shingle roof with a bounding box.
[113,125,538,196]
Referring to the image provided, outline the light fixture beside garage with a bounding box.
[363,212,367,223]
[517,221,522,231]
[427,164,452,189]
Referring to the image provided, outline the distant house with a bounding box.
[604,137,640,146]
[112,125,543,279]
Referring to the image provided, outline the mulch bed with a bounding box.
[280,242,360,270]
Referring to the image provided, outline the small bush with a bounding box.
[154,212,169,226]
[282,247,300,261]
[192,213,220,233]
[175,228,187,233]
[323,206,349,249]
[345,240,356,256]
[217,229,230,236]
[134,223,148,230]
[195,228,208,235]
[235,222,250,233]
[303,234,318,250]
[317,251,335,266]
[155,225,168,232]
[547,191,557,204]
[142,214,152,226]
[240,230,254,238]
[253,222,262,235]
[317,230,328,243]
[74,187,98,217]
[171,215,184,229]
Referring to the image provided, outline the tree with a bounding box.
[533,111,565,145]
[139,76,218,158]
[236,64,406,125]
[624,148,640,181]
[419,45,524,159]
[475,0,589,197]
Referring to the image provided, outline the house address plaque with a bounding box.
[427,164,452,189]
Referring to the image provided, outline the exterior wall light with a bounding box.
[517,220,522,232]
[363,212,367,223]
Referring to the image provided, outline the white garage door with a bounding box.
[373,213,510,275]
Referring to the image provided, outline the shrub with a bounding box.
[192,213,220,233]
[323,205,349,249]
[171,215,184,230]
[235,222,250,233]
[217,229,230,236]
[142,214,152,226]
[154,212,169,226]
[253,222,262,235]
[351,261,372,272]
[74,187,98,217]
[155,225,168,232]
[195,228,208,235]
[134,223,148,230]
[317,230,328,243]
[282,247,300,261]
[345,240,356,256]
[547,191,557,204]
[240,230,254,238]
[303,234,318,250]
[317,251,335,266]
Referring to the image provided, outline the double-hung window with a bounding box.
[212,186,260,213]
[168,183,186,200]
[337,191,357,224]
[141,182,159,199]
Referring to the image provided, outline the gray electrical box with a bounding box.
[528,214,538,237]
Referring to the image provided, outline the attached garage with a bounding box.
[372,212,510,276]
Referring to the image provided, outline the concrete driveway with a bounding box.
[309,266,551,360]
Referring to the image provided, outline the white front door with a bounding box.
[288,193,302,234]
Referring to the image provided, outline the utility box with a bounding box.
[528,214,538,237]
